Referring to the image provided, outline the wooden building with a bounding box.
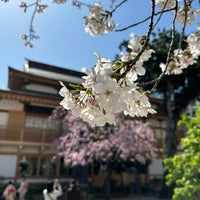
[0,60,84,182]
[0,60,167,185]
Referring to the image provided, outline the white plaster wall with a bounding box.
[0,99,23,111]
[20,146,39,153]
[148,119,160,127]
[155,129,164,139]
[25,83,57,94]
[0,112,8,127]
[0,146,18,153]
[24,65,83,84]
[0,155,17,177]
[149,159,163,177]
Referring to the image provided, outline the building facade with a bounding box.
[0,60,168,185]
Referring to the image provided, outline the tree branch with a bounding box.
[115,7,175,32]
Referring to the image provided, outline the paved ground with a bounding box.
[92,195,171,200]
[110,196,170,200]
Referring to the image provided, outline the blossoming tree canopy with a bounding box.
[51,107,158,167]
[3,0,200,126]
[57,0,199,126]
[59,29,200,126]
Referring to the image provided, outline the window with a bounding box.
[19,156,56,177]
[39,157,56,176]
[25,116,60,129]
[25,116,44,129]
[19,156,38,176]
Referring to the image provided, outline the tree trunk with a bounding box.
[105,162,112,200]
[120,172,126,196]
[164,81,178,157]
[159,81,178,198]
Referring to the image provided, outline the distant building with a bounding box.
[0,59,172,186]
[0,60,84,183]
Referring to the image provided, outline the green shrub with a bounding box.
[164,102,200,200]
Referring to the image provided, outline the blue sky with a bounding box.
[0,0,199,89]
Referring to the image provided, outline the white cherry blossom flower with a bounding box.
[139,49,154,63]
[37,5,48,13]
[19,2,26,8]
[187,33,200,59]
[160,62,183,75]
[124,88,156,117]
[124,65,146,82]
[94,80,123,113]
[59,81,76,110]
[174,49,196,69]
[84,3,116,35]
[120,34,153,84]
[128,33,143,52]
[79,106,115,127]
[82,56,113,89]
[176,6,200,25]
[82,67,97,88]
[53,0,67,4]
[155,0,177,9]
[159,36,200,76]
[197,22,200,31]
[93,77,117,94]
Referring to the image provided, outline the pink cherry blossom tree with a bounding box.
[51,106,158,200]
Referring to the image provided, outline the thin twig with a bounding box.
[149,0,179,93]
[153,0,170,29]
[110,0,128,13]
[29,1,39,34]
[116,0,155,81]
[178,0,188,50]
[115,7,175,32]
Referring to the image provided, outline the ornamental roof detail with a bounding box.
[0,89,59,106]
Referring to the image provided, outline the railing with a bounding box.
[0,125,59,144]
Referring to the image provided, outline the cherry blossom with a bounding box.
[59,31,157,126]
[187,32,200,59]
[160,28,200,75]
[3,0,200,126]
[53,0,67,4]
[176,6,200,25]
[51,108,158,167]
[155,0,177,9]
[84,3,116,36]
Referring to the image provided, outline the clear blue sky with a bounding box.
[0,0,199,89]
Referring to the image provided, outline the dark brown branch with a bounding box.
[148,0,179,93]
[115,7,175,32]
[110,0,128,13]
[178,0,188,50]
[117,0,156,81]
[153,0,170,29]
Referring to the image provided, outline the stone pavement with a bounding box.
[96,195,171,200]
[110,196,170,200]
